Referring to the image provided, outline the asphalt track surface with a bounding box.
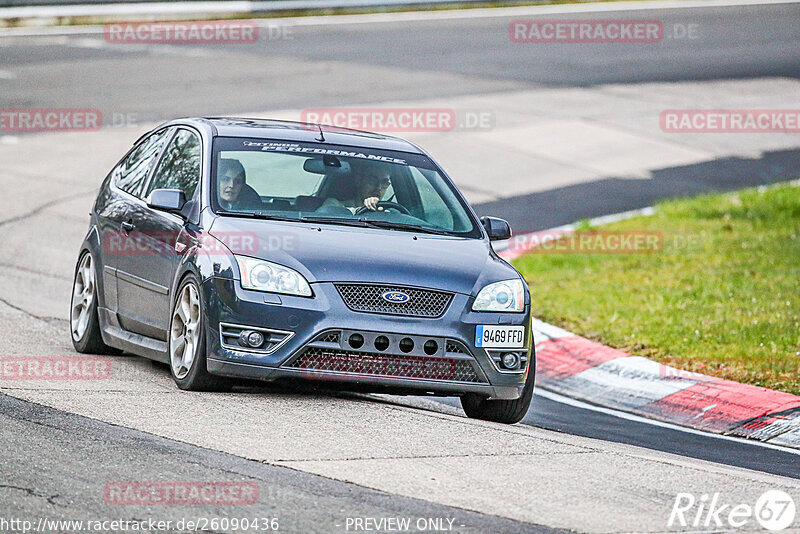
[0,393,557,533]
[2,3,799,114]
[1,2,800,532]
[436,393,800,479]
[2,2,800,230]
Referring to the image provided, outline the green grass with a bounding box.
[514,182,800,395]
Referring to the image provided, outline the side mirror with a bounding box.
[481,216,512,241]
[147,189,187,213]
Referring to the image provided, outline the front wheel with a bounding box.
[169,275,231,391]
[70,250,118,354]
[461,350,535,424]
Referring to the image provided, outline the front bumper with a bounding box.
[202,277,532,400]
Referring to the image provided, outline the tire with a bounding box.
[70,250,118,354]
[461,348,536,424]
[169,274,231,391]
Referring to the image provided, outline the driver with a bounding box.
[357,165,392,211]
[319,163,391,213]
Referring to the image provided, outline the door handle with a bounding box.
[121,221,135,233]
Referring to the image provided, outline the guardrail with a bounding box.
[0,0,518,11]
[0,0,542,22]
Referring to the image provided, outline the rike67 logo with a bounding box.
[669,490,796,531]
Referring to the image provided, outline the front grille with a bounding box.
[446,341,467,354]
[317,331,340,343]
[335,284,453,318]
[288,347,483,383]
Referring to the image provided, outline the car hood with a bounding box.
[208,217,516,295]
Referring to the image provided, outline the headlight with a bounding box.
[472,279,525,312]
[235,256,312,297]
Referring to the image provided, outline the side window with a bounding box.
[146,129,202,200]
[114,128,170,197]
[410,167,454,230]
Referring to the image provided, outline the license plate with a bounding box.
[475,326,525,348]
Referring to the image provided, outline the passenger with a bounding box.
[217,159,262,211]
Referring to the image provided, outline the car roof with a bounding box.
[163,117,426,155]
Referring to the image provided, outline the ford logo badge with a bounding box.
[382,290,410,304]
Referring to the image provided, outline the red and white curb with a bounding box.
[531,319,800,449]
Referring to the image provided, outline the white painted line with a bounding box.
[588,206,656,227]
[532,319,576,342]
[0,70,16,79]
[536,387,800,455]
[2,0,798,36]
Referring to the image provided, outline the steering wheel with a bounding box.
[355,201,410,215]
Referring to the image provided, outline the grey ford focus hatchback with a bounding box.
[70,118,534,423]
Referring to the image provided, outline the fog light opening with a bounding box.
[239,330,264,348]
[348,333,364,349]
[374,336,390,351]
[423,340,438,355]
[500,352,520,370]
[399,337,414,353]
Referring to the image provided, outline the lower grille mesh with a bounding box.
[290,347,483,383]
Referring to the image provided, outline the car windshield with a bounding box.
[211,137,480,237]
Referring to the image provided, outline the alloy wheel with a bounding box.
[170,283,201,380]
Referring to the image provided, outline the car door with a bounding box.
[115,128,202,341]
[96,127,173,320]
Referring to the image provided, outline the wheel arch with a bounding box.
[170,262,203,304]
[75,226,112,314]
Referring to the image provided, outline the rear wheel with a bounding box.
[169,275,231,391]
[461,349,535,424]
[70,251,118,354]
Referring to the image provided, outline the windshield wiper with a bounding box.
[297,214,451,235]
[217,211,299,222]
[300,215,376,228]
[358,219,451,235]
